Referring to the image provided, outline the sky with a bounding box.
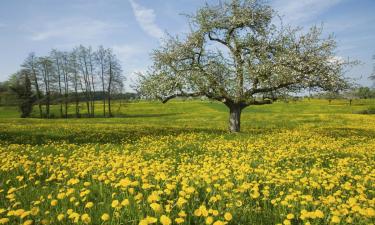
[0,0,374,90]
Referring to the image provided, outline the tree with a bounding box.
[51,49,64,117]
[38,57,54,118]
[69,50,81,117]
[9,70,36,118]
[106,49,123,117]
[137,0,355,132]
[370,54,375,86]
[95,46,108,116]
[356,87,373,99]
[22,53,43,118]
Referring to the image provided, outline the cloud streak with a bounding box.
[29,18,125,41]
[128,0,164,39]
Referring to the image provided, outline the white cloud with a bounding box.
[29,18,125,41]
[272,0,343,25]
[113,44,144,62]
[128,0,164,39]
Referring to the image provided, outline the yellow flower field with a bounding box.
[0,100,374,224]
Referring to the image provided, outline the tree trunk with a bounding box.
[108,93,112,117]
[228,104,242,133]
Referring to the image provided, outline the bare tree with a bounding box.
[76,46,93,117]
[106,49,123,117]
[95,46,108,116]
[137,0,356,132]
[51,50,64,117]
[38,57,54,118]
[61,52,70,118]
[370,54,375,86]
[69,50,81,117]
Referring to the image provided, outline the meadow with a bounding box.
[0,99,374,225]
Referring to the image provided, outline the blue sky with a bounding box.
[0,0,374,90]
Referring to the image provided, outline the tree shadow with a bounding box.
[114,113,181,118]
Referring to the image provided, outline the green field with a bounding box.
[0,99,374,225]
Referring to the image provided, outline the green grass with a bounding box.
[0,98,374,144]
[0,99,374,225]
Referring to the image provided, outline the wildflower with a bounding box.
[85,202,94,209]
[50,200,58,206]
[0,218,10,224]
[331,216,340,223]
[178,211,187,217]
[150,203,163,213]
[81,214,91,224]
[314,210,324,218]
[23,220,33,225]
[224,212,232,221]
[212,220,225,225]
[101,213,110,221]
[287,214,294,220]
[111,200,119,208]
[160,215,171,225]
[121,199,129,206]
[57,214,65,221]
[175,218,184,224]
[206,216,214,224]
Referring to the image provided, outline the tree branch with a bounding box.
[160,92,204,103]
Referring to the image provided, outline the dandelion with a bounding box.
[111,200,119,208]
[0,218,10,224]
[50,200,58,207]
[81,214,91,224]
[160,215,171,225]
[23,220,33,225]
[150,203,163,213]
[286,214,294,220]
[101,213,110,221]
[57,214,65,221]
[224,212,232,221]
[85,202,94,209]
[331,216,340,223]
[121,199,130,206]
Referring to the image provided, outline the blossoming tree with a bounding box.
[137,0,355,132]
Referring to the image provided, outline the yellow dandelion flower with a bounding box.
[81,214,91,224]
[175,218,184,224]
[194,209,202,217]
[23,220,33,225]
[0,218,10,224]
[50,200,58,207]
[57,214,65,221]
[287,214,294,220]
[121,199,130,206]
[150,203,163,213]
[331,216,340,224]
[160,215,171,225]
[111,200,119,208]
[85,202,94,209]
[212,220,225,225]
[101,213,110,221]
[224,212,232,221]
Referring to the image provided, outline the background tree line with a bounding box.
[0,45,126,118]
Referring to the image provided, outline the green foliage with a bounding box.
[8,71,36,118]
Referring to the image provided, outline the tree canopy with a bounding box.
[137,0,356,132]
